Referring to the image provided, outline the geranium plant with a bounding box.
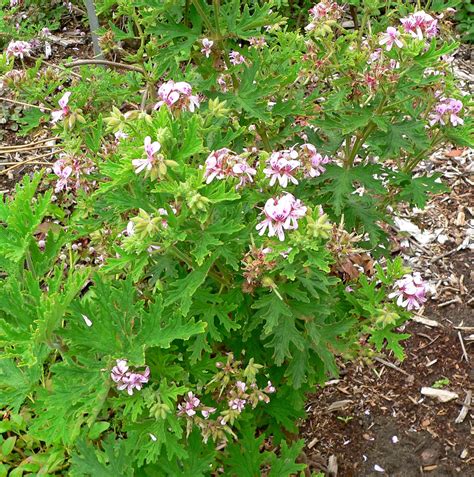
[0,0,471,474]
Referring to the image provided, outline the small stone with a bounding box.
[420,448,439,466]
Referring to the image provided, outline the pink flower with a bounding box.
[117,368,150,396]
[429,98,463,127]
[368,48,382,64]
[299,144,330,177]
[229,50,246,65]
[114,130,128,142]
[388,273,428,310]
[204,148,256,188]
[201,407,216,419]
[154,80,200,112]
[232,161,257,188]
[263,149,300,187]
[379,27,403,51]
[132,136,161,174]
[201,38,213,58]
[305,1,344,30]
[236,381,247,393]
[177,392,201,417]
[51,91,71,123]
[52,158,73,193]
[256,193,307,241]
[111,359,150,395]
[229,398,246,413]
[204,148,231,183]
[6,40,31,59]
[264,381,276,393]
[249,36,267,48]
[217,74,231,92]
[111,359,129,383]
[400,11,438,40]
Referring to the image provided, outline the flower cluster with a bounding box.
[263,149,300,187]
[305,1,344,31]
[51,91,71,123]
[299,143,331,178]
[263,144,331,186]
[241,246,276,293]
[389,272,428,310]
[400,11,438,40]
[110,359,150,396]
[176,355,276,443]
[52,153,93,193]
[6,40,31,59]
[229,50,246,65]
[154,80,200,113]
[256,193,307,241]
[249,36,267,48]
[204,148,256,188]
[217,74,232,92]
[177,392,216,418]
[429,98,464,127]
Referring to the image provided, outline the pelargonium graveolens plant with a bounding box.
[0,0,471,474]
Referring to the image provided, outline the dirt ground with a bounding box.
[301,107,473,477]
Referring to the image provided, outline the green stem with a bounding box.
[345,94,389,168]
[169,246,231,288]
[213,0,222,38]
[191,0,214,33]
[257,125,272,152]
[357,10,369,45]
[403,131,442,173]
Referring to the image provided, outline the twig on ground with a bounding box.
[65,59,145,73]
[430,243,466,264]
[454,326,474,331]
[0,97,52,111]
[412,315,441,327]
[454,391,472,424]
[0,151,59,176]
[457,332,469,362]
[0,144,58,155]
[0,137,57,150]
[374,356,411,377]
[438,296,462,308]
[418,334,441,351]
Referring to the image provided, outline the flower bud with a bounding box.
[374,308,399,328]
[207,98,230,118]
[307,212,332,240]
[130,209,162,238]
[187,192,210,213]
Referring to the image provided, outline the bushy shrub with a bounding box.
[0,0,471,474]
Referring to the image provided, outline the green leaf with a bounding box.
[87,421,110,440]
[394,172,448,208]
[70,436,134,477]
[164,259,213,316]
[226,423,267,476]
[267,440,306,476]
[369,328,410,361]
[368,120,429,158]
[1,436,16,456]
